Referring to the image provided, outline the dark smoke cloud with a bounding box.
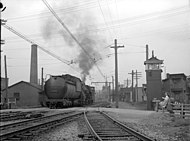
[42,1,106,82]
[76,22,102,82]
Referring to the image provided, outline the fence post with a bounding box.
[181,103,184,118]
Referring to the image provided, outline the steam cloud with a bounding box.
[42,2,105,82]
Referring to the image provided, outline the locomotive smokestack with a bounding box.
[30,44,38,84]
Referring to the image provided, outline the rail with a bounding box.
[0,111,83,140]
[83,111,102,141]
[102,111,155,141]
[83,110,155,141]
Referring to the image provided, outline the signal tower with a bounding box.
[144,51,163,110]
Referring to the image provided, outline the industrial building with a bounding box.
[1,81,41,108]
[1,44,40,109]
[162,73,190,104]
[119,86,145,102]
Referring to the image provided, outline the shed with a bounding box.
[2,81,42,108]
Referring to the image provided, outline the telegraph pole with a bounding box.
[4,55,8,108]
[128,70,134,103]
[134,70,142,102]
[41,67,44,90]
[129,70,142,103]
[0,2,6,81]
[127,78,131,88]
[112,76,114,102]
[111,39,124,108]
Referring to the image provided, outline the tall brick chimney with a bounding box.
[30,44,38,84]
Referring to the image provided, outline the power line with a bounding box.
[5,10,190,41]
[3,24,80,74]
[42,0,105,79]
[114,0,122,38]
[8,0,99,21]
[105,0,117,38]
[98,0,113,40]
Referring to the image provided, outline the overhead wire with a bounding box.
[114,0,122,38]
[42,0,106,79]
[98,0,113,40]
[5,6,189,41]
[8,0,99,21]
[6,4,190,42]
[7,4,189,28]
[5,21,189,43]
[106,0,118,38]
[3,24,81,74]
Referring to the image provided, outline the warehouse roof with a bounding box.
[2,81,41,91]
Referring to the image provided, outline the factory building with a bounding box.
[1,81,41,108]
[119,86,145,102]
[162,73,190,104]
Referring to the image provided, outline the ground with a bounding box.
[103,102,190,141]
[1,103,189,141]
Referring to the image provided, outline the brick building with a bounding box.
[1,81,41,108]
[162,73,190,104]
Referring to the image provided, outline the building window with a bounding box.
[14,92,20,101]
[149,71,152,77]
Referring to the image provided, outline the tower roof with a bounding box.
[144,50,163,64]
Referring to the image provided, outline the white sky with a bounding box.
[1,0,190,88]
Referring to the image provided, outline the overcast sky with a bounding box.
[1,0,190,88]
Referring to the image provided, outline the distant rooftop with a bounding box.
[163,73,187,81]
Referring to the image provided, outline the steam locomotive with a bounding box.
[39,74,95,108]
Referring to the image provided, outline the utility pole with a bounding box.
[41,67,44,90]
[0,2,6,81]
[4,55,8,108]
[112,76,114,102]
[111,39,124,108]
[127,78,131,88]
[134,70,142,102]
[108,82,111,102]
[128,70,134,103]
[0,20,6,81]
[124,78,131,88]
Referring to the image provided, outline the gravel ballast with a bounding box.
[31,117,88,141]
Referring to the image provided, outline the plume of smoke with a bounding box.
[41,1,106,82]
[76,24,102,82]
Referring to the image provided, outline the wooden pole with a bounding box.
[4,55,8,108]
[111,39,124,108]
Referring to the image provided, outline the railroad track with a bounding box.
[0,111,83,141]
[82,111,155,141]
[0,111,46,122]
[90,101,111,108]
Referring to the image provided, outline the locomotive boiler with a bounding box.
[39,74,95,108]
